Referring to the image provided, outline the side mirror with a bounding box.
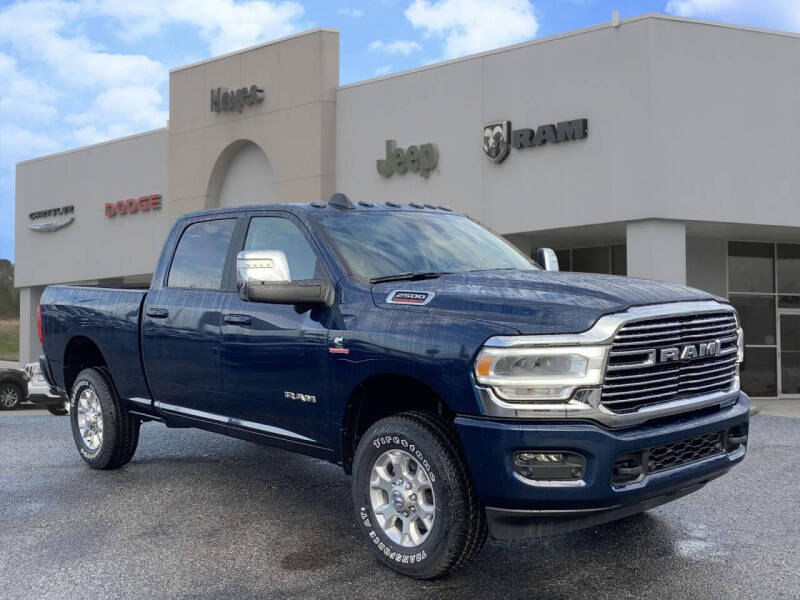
[236,250,333,306]
[535,247,559,271]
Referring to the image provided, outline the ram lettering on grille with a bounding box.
[601,311,738,413]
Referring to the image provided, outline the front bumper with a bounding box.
[455,392,749,539]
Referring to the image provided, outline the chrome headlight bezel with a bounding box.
[474,345,609,402]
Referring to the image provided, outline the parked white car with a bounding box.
[24,362,68,416]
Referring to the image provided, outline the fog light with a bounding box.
[513,450,586,482]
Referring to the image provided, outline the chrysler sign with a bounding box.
[28,205,75,232]
[482,118,588,163]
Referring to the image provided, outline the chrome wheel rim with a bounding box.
[76,388,103,451]
[369,449,435,548]
[0,386,18,408]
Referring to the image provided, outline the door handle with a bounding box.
[224,314,252,326]
[146,307,169,319]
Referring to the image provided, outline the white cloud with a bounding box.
[338,7,364,17]
[65,85,168,138]
[0,53,59,123]
[0,2,166,88]
[405,0,539,59]
[373,65,393,76]
[665,0,800,32]
[87,0,306,55]
[0,124,61,165]
[369,39,422,55]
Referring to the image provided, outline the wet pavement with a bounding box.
[0,413,797,599]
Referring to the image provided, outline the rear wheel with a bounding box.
[69,368,140,469]
[0,382,23,410]
[352,411,486,579]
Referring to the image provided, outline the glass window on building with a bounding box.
[728,241,774,293]
[777,244,800,294]
[555,250,571,272]
[728,241,800,398]
[555,244,626,276]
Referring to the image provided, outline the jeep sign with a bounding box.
[377,140,439,178]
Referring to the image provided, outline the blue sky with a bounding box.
[2,0,799,263]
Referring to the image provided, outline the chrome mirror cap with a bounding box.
[236,250,291,300]
[536,247,559,271]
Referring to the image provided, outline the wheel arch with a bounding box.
[340,373,455,474]
[62,336,109,396]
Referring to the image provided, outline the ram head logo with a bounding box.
[482,121,511,163]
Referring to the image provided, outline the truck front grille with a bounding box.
[601,310,738,414]
[648,431,724,473]
[611,424,747,486]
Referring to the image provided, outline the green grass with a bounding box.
[0,319,19,362]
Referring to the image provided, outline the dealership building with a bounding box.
[14,13,800,400]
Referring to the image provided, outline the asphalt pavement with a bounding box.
[0,412,798,600]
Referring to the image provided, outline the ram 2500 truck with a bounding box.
[37,194,749,579]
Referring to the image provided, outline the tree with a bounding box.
[0,260,20,319]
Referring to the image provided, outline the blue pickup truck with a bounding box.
[38,194,749,578]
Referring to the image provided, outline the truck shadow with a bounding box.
[122,425,731,599]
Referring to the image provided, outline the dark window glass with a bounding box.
[572,246,610,274]
[315,212,536,280]
[740,347,777,397]
[777,244,800,294]
[728,241,774,293]
[778,295,800,309]
[781,350,800,394]
[555,250,571,272]
[245,217,320,281]
[729,295,776,345]
[611,244,627,276]
[780,314,800,352]
[168,219,236,289]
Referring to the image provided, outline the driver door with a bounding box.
[219,212,332,445]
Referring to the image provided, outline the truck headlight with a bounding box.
[474,346,609,402]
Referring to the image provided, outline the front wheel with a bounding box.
[0,382,23,410]
[352,411,486,579]
[69,368,140,469]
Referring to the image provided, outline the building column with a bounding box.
[626,220,686,284]
[18,286,44,366]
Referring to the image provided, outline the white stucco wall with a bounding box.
[335,15,800,237]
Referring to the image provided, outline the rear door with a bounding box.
[142,216,240,416]
[219,211,331,445]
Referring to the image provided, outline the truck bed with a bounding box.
[40,285,150,401]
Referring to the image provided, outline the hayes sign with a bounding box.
[210,85,264,113]
[482,118,588,163]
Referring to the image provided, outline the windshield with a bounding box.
[314,211,537,281]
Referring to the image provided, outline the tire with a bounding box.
[0,382,23,410]
[352,411,487,579]
[47,402,69,416]
[69,367,141,469]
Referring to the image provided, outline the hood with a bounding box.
[371,269,723,335]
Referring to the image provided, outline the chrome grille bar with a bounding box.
[601,309,738,414]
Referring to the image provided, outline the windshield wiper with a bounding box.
[369,271,448,284]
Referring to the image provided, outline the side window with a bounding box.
[244,217,320,280]
[168,219,237,289]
